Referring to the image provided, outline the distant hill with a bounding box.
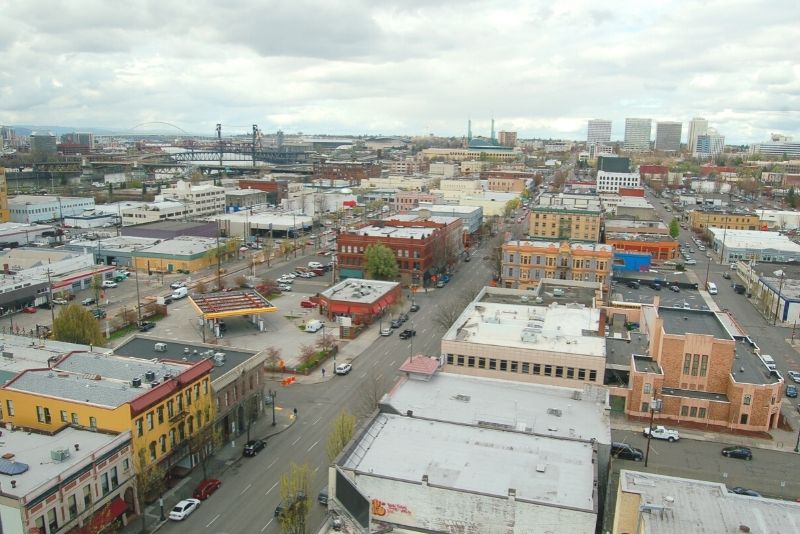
[11,125,118,136]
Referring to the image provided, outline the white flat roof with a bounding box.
[444,302,605,357]
[413,204,482,214]
[211,212,313,228]
[139,235,219,256]
[0,427,128,498]
[619,470,800,533]
[356,225,436,239]
[383,372,611,443]
[709,228,800,252]
[342,413,596,510]
[320,278,398,304]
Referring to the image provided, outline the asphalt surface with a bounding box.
[156,245,495,533]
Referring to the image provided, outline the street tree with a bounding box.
[91,274,103,303]
[789,187,797,209]
[188,420,223,480]
[134,455,166,534]
[52,304,105,346]
[364,244,398,280]
[278,462,311,534]
[265,346,282,373]
[326,409,356,462]
[235,274,248,288]
[669,217,680,238]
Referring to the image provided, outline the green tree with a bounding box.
[669,217,680,238]
[134,454,166,534]
[326,410,356,462]
[188,420,223,480]
[788,187,797,209]
[91,274,103,303]
[52,304,105,346]
[278,463,310,534]
[364,244,398,280]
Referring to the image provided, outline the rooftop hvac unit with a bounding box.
[50,448,71,462]
[213,352,226,366]
[154,343,167,352]
[144,371,156,382]
[131,377,142,388]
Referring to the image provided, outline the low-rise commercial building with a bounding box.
[758,209,800,231]
[688,208,760,231]
[317,278,401,325]
[332,411,598,533]
[613,470,800,534]
[614,304,783,433]
[442,285,607,387]
[597,170,641,193]
[410,203,483,236]
[120,200,187,225]
[63,212,118,229]
[501,240,613,290]
[9,195,95,224]
[614,197,657,220]
[360,175,433,191]
[157,180,226,218]
[237,178,288,203]
[225,189,269,210]
[708,228,800,263]
[121,220,219,240]
[529,206,602,242]
[605,233,678,261]
[0,427,135,534]
[65,235,161,268]
[336,218,463,285]
[421,147,522,162]
[604,219,669,235]
[0,222,57,247]
[129,235,238,273]
[536,192,601,210]
[392,191,443,213]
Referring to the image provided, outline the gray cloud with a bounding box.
[0,0,798,143]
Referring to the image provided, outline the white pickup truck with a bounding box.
[642,425,680,442]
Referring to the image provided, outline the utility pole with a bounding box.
[46,267,55,326]
[644,396,662,467]
[252,124,258,167]
[133,255,142,324]
[216,225,222,290]
[216,123,223,167]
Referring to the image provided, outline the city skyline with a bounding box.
[1,0,798,143]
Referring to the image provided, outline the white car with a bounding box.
[170,281,186,290]
[279,284,292,292]
[380,328,392,336]
[169,498,200,521]
[52,298,68,305]
[101,280,117,288]
[643,425,680,442]
[686,259,697,265]
[788,370,800,383]
[282,273,297,279]
[335,363,352,375]
[277,277,293,284]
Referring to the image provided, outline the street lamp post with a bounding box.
[773,269,786,326]
[644,396,662,468]
[268,389,276,426]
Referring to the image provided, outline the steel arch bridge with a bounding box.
[169,147,311,165]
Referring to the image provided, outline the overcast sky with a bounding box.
[1,0,798,143]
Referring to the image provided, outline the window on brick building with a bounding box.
[457,355,464,366]
[689,407,698,417]
[643,383,651,394]
[589,370,597,382]
[489,359,497,370]
[740,414,748,424]
[743,395,751,405]
[700,355,708,377]
[641,402,649,412]
[499,360,508,371]
[521,362,530,374]
[698,408,707,418]
[691,354,700,376]
[533,363,541,375]
[478,357,486,369]
[680,406,689,416]
[446,354,454,364]
[683,354,691,374]
[578,368,586,380]
[467,356,475,368]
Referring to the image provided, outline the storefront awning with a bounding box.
[329,303,350,314]
[73,497,128,534]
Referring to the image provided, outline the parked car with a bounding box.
[100,280,117,288]
[244,439,266,457]
[669,285,680,293]
[52,298,68,305]
[91,308,107,319]
[436,280,445,288]
[722,272,732,280]
[729,487,762,497]
[193,479,222,501]
[335,363,352,375]
[390,319,402,328]
[22,306,37,313]
[732,283,746,295]
[721,446,752,460]
[786,385,798,398]
[626,280,640,289]
[642,425,680,442]
[169,498,200,521]
[170,281,186,290]
[686,259,697,265]
[399,329,416,339]
[410,304,420,312]
[279,284,292,292]
[300,299,316,308]
[275,492,307,518]
[611,442,644,461]
[649,282,662,291]
[138,321,156,332]
[81,297,96,306]
[380,328,392,336]
[788,370,800,383]
[317,487,329,505]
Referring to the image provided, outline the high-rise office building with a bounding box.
[694,129,725,158]
[687,117,708,155]
[623,118,652,151]
[498,131,517,147]
[587,119,612,145]
[654,121,682,152]
[30,132,57,159]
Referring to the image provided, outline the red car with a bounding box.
[193,479,221,501]
[22,306,37,314]
[300,300,316,309]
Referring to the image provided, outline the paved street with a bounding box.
[143,245,495,533]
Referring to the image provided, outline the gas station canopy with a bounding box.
[189,289,277,320]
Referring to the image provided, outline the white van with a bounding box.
[761,354,777,371]
[305,319,323,333]
[308,261,323,269]
[706,282,718,295]
[171,287,189,300]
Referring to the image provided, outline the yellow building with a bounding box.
[0,167,9,222]
[0,352,214,470]
[501,240,613,290]
[688,209,760,231]
[529,206,602,242]
[131,235,239,274]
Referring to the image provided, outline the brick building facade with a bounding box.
[501,240,613,290]
[313,161,381,184]
[237,178,289,203]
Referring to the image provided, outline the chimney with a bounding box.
[421,474,428,486]
[74,443,80,451]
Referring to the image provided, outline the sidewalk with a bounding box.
[120,405,297,534]
[611,412,799,453]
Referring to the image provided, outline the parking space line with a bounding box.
[312,416,321,426]
[261,519,273,532]
[268,459,277,469]
[240,483,252,495]
[206,514,220,527]
[360,372,367,378]
[376,374,383,382]
[390,360,396,366]
[307,440,319,452]
[292,436,302,445]
[265,481,278,496]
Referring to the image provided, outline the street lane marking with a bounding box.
[206,514,220,527]
[371,359,378,367]
[376,374,383,382]
[239,483,252,495]
[261,519,274,532]
[390,360,395,366]
[314,466,319,473]
[292,436,302,445]
[312,416,321,425]
[307,440,319,452]
[360,372,367,378]
[268,459,277,469]
[265,481,278,496]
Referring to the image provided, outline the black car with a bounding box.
[625,280,640,289]
[390,319,402,328]
[138,321,155,332]
[729,486,762,497]
[409,304,420,312]
[721,446,752,460]
[399,313,409,323]
[244,439,266,457]
[399,329,416,339]
[91,308,106,319]
[611,442,644,461]
[649,282,662,291]
[732,284,746,294]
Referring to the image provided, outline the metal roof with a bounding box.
[189,289,277,319]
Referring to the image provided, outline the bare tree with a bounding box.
[265,347,282,372]
[355,375,390,418]
[325,410,356,462]
[188,422,223,480]
[298,344,316,367]
[195,281,208,294]
[134,455,166,534]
